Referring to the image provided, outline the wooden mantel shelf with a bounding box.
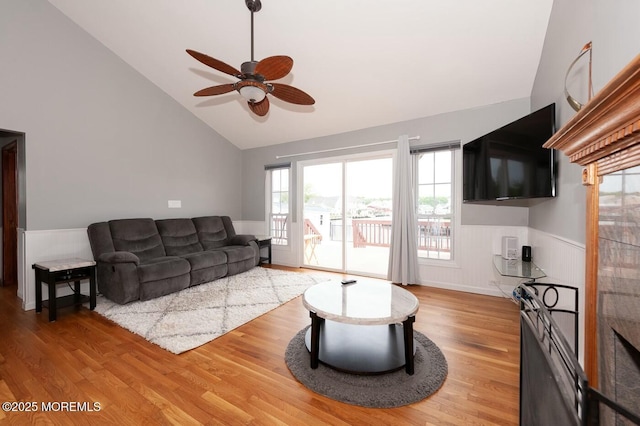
[544,53,640,175]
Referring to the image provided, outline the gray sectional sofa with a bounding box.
[87,216,259,304]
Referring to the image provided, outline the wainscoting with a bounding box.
[238,222,585,292]
[17,222,586,359]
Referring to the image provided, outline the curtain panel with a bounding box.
[387,135,420,285]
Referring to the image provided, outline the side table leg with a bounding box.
[35,271,42,313]
[89,266,97,310]
[403,315,416,375]
[48,280,57,322]
[73,280,81,304]
[309,311,321,369]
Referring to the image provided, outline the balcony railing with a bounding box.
[270,214,288,245]
[350,217,451,252]
[352,219,391,248]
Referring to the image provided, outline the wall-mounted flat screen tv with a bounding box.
[463,103,557,205]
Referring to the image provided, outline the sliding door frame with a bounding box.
[296,149,395,275]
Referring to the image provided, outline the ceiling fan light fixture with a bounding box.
[239,85,266,103]
[186,0,314,116]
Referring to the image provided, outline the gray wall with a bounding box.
[529,0,640,243]
[0,0,242,230]
[242,98,532,226]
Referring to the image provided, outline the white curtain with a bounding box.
[387,135,419,285]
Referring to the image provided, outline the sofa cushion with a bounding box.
[109,218,166,262]
[180,250,226,271]
[156,219,204,256]
[215,245,256,264]
[192,216,228,249]
[137,256,190,283]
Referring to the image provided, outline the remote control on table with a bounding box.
[341,279,357,285]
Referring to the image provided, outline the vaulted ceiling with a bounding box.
[47,0,553,150]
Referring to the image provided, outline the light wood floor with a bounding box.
[0,266,521,425]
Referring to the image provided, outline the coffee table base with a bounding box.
[304,320,416,375]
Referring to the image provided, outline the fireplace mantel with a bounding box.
[544,53,640,389]
[544,54,640,173]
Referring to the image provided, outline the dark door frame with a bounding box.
[2,141,18,287]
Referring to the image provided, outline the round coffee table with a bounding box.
[302,280,419,375]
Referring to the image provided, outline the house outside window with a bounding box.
[266,164,291,245]
[412,142,458,260]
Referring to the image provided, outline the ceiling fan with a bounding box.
[186,0,315,117]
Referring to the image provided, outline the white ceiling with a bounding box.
[47,0,553,150]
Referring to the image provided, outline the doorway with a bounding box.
[301,154,393,277]
[0,130,24,288]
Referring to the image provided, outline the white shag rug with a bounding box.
[93,267,329,354]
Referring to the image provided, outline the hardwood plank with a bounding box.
[0,266,520,424]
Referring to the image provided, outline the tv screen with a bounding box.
[463,103,557,204]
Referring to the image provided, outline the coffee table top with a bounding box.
[302,280,419,325]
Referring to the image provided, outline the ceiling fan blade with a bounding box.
[255,56,293,81]
[248,97,269,117]
[270,83,315,105]
[193,83,236,97]
[186,49,241,77]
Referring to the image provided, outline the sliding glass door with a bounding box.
[301,162,343,270]
[301,155,392,277]
[344,157,393,275]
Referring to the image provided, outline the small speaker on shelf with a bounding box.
[522,245,532,262]
[501,236,518,260]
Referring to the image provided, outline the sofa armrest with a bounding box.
[98,251,140,265]
[228,234,257,246]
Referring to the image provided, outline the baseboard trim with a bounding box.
[417,280,506,298]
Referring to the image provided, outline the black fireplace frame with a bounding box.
[519,284,640,425]
[519,284,588,425]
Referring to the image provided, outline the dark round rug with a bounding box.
[285,326,448,408]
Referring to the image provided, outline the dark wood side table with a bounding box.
[33,258,97,322]
[255,235,272,264]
